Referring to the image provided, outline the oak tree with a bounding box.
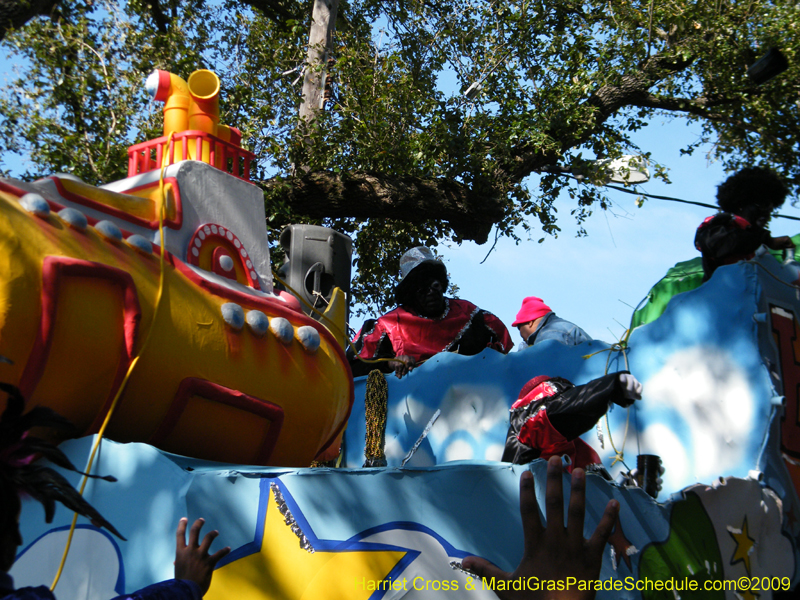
[0,0,797,312]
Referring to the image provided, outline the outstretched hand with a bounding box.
[174,518,231,596]
[616,373,643,406]
[462,456,619,600]
[388,355,416,378]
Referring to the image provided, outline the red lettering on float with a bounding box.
[770,305,800,457]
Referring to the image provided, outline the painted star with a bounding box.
[728,515,756,575]
[206,479,412,600]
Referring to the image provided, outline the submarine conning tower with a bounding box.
[130,69,255,181]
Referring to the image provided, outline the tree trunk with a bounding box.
[297,0,339,171]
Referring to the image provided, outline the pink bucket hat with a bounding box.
[512,297,552,327]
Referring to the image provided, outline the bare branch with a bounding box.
[261,171,506,243]
[148,0,170,33]
[0,0,58,40]
[238,0,303,22]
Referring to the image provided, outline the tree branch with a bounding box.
[148,0,170,33]
[238,0,302,22]
[588,54,695,119]
[629,92,787,144]
[504,53,696,182]
[262,171,506,243]
[0,0,58,40]
[631,92,740,117]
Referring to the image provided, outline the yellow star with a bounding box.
[728,515,756,575]
[206,483,409,600]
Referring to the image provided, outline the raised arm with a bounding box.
[462,456,619,600]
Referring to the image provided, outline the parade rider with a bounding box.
[513,296,591,349]
[695,166,794,282]
[352,247,513,378]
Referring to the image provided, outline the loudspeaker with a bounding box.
[278,224,353,319]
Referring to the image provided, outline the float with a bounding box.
[6,70,800,599]
[0,68,353,467]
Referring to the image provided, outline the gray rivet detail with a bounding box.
[246,310,269,336]
[19,193,50,217]
[58,207,88,230]
[221,303,244,330]
[296,325,320,354]
[270,317,294,345]
[95,220,123,242]
[219,254,235,272]
[126,234,153,254]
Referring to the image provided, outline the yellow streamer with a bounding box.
[582,326,633,469]
[50,134,174,591]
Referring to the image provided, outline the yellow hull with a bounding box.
[0,178,352,467]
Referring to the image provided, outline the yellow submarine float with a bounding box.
[0,68,353,467]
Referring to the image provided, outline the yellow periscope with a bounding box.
[0,69,353,468]
[145,69,241,165]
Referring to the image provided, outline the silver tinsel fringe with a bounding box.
[401,409,441,467]
[449,560,480,579]
[271,482,315,553]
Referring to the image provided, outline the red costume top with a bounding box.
[356,298,513,362]
[502,373,632,471]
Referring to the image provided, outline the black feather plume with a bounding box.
[0,383,125,540]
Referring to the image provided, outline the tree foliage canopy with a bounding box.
[0,0,797,313]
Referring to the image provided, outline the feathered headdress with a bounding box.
[0,383,125,540]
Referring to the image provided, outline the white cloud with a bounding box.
[642,346,753,484]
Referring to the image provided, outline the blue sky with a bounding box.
[436,117,800,344]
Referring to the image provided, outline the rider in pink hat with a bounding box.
[513,297,591,349]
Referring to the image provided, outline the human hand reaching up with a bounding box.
[462,456,619,600]
[174,518,231,596]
